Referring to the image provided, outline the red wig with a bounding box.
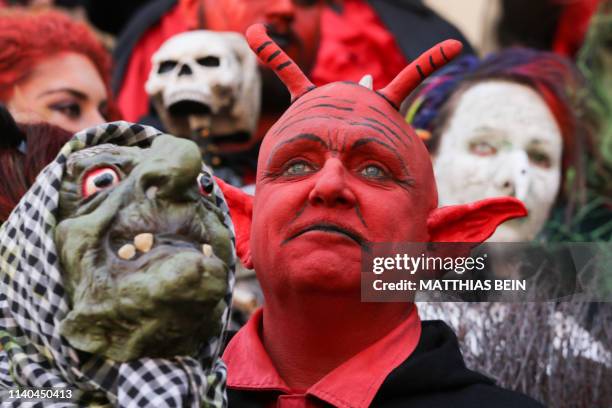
[0,9,121,120]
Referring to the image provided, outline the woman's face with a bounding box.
[7,52,108,134]
[432,80,563,242]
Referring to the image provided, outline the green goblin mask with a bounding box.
[1,122,234,405]
[54,133,233,361]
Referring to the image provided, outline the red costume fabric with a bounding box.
[224,306,421,408]
[310,0,408,89]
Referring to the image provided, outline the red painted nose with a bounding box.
[308,159,356,208]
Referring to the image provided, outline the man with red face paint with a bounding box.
[216,24,543,408]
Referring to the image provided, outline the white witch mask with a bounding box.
[433,80,563,242]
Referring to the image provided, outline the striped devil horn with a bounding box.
[246,24,315,102]
[377,40,463,109]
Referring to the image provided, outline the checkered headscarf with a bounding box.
[0,122,235,407]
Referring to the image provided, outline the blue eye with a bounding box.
[284,161,314,176]
[360,165,386,178]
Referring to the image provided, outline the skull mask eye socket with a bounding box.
[158,60,178,74]
[82,167,121,198]
[196,56,220,67]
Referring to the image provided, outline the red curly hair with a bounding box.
[0,9,121,120]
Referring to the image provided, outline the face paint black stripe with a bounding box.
[363,116,410,148]
[256,41,272,54]
[347,121,399,148]
[267,50,281,62]
[282,224,364,246]
[290,97,355,114]
[355,204,368,228]
[287,201,308,226]
[310,103,353,111]
[291,94,331,110]
[282,103,355,125]
[332,98,356,105]
[367,105,411,139]
[266,133,329,166]
[277,61,292,71]
[274,114,346,136]
[375,91,400,110]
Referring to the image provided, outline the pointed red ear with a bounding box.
[214,177,254,268]
[427,197,527,242]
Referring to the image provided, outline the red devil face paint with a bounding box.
[253,87,438,293]
[243,24,462,294]
[203,0,323,73]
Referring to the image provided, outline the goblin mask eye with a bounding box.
[199,173,214,195]
[82,167,121,198]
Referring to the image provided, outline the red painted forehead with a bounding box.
[258,82,437,202]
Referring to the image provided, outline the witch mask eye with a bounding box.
[82,167,121,198]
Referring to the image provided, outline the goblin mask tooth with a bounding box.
[118,243,136,260]
[202,244,214,257]
[134,233,154,253]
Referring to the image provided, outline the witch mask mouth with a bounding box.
[54,135,233,362]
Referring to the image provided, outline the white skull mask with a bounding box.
[146,30,261,152]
